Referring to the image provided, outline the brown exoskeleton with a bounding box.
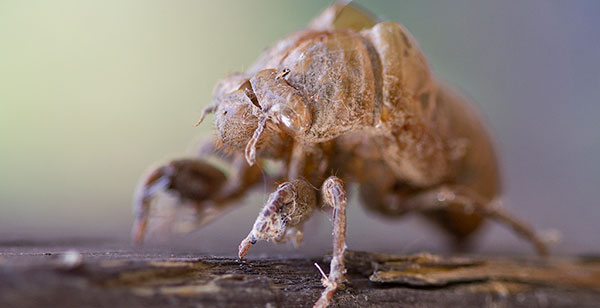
[132,3,552,308]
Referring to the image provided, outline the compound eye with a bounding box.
[272,100,311,136]
[279,106,302,132]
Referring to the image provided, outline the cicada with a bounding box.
[132,3,550,307]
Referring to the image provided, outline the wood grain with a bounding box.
[0,242,598,307]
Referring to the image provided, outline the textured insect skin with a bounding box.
[132,4,549,308]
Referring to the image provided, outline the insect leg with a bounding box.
[238,179,316,259]
[397,186,550,256]
[132,153,262,245]
[132,165,172,244]
[314,176,348,308]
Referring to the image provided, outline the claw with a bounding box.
[131,159,228,245]
[131,215,148,245]
[238,233,256,260]
[237,182,298,259]
[131,167,171,245]
[237,180,315,260]
[237,208,287,260]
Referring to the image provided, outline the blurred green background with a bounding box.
[1,1,598,255]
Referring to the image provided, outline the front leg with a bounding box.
[314,176,348,308]
[238,179,316,259]
[132,150,262,244]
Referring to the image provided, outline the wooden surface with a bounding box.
[0,241,599,307]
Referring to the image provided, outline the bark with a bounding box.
[0,242,598,307]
